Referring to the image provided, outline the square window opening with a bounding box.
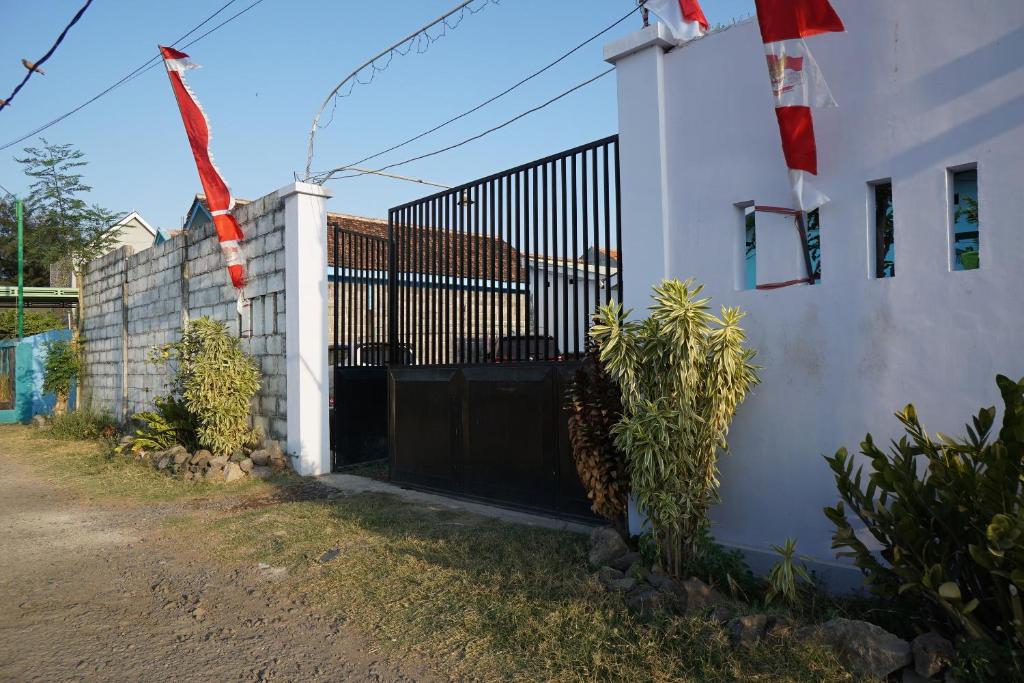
[871,180,895,278]
[802,208,821,283]
[950,166,979,271]
[735,202,756,290]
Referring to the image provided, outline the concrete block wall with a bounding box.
[80,190,288,442]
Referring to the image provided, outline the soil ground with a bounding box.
[0,451,433,683]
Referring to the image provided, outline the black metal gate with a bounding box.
[331,228,390,468]
[385,135,623,519]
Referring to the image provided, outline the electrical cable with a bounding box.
[0,0,95,113]
[315,67,615,184]
[0,0,264,152]
[317,6,638,182]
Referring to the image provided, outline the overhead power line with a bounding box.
[0,0,266,152]
[313,67,615,184]
[0,0,95,113]
[304,0,502,178]
[315,5,638,183]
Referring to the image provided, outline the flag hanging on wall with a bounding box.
[159,45,246,291]
[644,0,709,43]
[753,0,844,211]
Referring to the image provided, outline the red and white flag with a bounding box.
[754,0,844,211]
[159,45,246,292]
[645,0,709,43]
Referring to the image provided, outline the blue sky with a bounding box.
[0,0,753,229]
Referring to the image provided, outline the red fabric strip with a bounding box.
[679,0,709,31]
[774,106,818,175]
[754,0,845,43]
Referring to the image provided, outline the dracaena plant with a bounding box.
[591,279,759,577]
[825,375,1024,654]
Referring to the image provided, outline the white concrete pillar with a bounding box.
[604,23,676,312]
[278,182,332,476]
[605,25,675,536]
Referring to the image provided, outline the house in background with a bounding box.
[50,211,159,287]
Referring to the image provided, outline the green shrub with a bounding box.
[120,396,199,454]
[47,410,118,442]
[42,339,79,414]
[0,310,65,339]
[592,279,759,577]
[825,375,1024,673]
[565,340,628,531]
[152,317,261,455]
[765,538,812,607]
[684,524,757,598]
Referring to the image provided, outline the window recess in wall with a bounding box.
[802,209,821,283]
[735,202,756,290]
[871,181,895,278]
[951,167,979,271]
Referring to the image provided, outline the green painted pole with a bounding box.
[16,199,24,339]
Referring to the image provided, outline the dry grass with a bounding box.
[0,425,862,682]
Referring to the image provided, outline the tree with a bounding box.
[0,197,53,286]
[15,140,121,331]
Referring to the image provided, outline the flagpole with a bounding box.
[16,198,24,339]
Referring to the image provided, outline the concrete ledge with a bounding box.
[603,23,676,64]
[318,473,595,535]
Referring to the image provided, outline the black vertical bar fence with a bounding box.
[383,135,622,367]
[331,226,390,369]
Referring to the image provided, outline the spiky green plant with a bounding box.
[765,537,812,606]
[591,278,759,577]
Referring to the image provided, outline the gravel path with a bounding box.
[0,453,433,682]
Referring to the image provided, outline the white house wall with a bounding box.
[608,1,1024,580]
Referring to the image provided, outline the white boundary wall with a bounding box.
[606,1,1024,583]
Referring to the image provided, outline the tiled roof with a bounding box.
[191,195,522,283]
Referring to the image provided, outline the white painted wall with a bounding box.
[607,1,1024,581]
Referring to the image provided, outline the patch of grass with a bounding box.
[204,493,859,682]
[0,425,283,504]
[45,410,119,443]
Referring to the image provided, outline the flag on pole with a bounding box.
[159,45,246,291]
[644,0,709,43]
[754,0,844,211]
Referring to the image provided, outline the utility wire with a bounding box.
[0,0,264,152]
[304,0,502,178]
[315,67,615,184]
[316,6,638,183]
[0,0,95,113]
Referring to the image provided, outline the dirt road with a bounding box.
[0,454,432,682]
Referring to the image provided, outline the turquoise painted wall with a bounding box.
[0,329,76,424]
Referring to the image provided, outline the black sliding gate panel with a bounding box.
[331,228,390,468]
[383,136,623,521]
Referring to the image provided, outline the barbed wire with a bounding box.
[304,0,502,178]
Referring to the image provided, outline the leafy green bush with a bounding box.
[592,279,759,577]
[0,310,65,339]
[684,524,757,598]
[120,396,198,454]
[825,375,1024,672]
[566,340,628,531]
[765,538,812,607]
[152,317,261,455]
[47,409,118,442]
[42,339,79,414]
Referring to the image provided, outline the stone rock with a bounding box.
[172,450,190,466]
[912,632,954,678]
[625,588,665,619]
[223,462,245,483]
[238,458,254,473]
[266,440,284,459]
[647,570,675,592]
[711,605,735,626]
[681,577,726,614]
[209,455,229,469]
[814,618,912,679]
[765,615,795,639]
[249,466,274,480]
[588,527,629,568]
[595,566,624,588]
[250,449,270,466]
[628,563,650,584]
[157,456,171,470]
[205,466,225,483]
[319,548,341,564]
[166,444,188,458]
[728,614,769,649]
[608,551,642,573]
[903,669,933,683]
[230,450,245,463]
[183,471,194,482]
[607,576,637,592]
[32,415,47,428]
[191,448,212,463]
